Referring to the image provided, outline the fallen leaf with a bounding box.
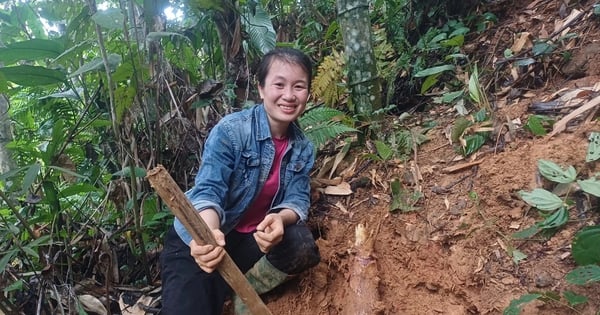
[324,181,353,196]
[79,294,107,315]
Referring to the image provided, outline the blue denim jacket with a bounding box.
[174,104,315,245]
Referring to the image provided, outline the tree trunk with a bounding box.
[213,1,249,108]
[0,94,14,174]
[336,0,382,121]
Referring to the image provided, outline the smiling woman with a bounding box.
[160,47,321,315]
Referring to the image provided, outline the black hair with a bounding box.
[256,47,313,91]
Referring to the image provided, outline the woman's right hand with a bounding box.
[189,228,226,273]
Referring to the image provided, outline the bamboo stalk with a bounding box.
[146,165,272,315]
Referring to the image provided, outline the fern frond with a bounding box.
[312,50,345,107]
[300,106,357,149]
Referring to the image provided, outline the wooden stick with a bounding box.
[146,165,272,315]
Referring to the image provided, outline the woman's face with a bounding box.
[258,59,309,137]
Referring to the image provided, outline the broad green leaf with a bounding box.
[374,140,393,160]
[441,35,464,48]
[473,108,487,122]
[587,132,600,162]
[537,159,576,183]
[390,178,421,212]
[565,265,600,285]
[69,54,122,77]
[21,163,41,195]
[532,41,555,56]
[0,39,64,64]
[42,180,61,214]
[563,291,588,306]
[414,64,455,78]
[440,90,463,103]
[243,5,276,54]
[571,225,600,265]
[578,178,600,197]
[518,188,563,211]
[536,207,568,229]
[91,8,124,30]
[420,73,440,94]
[0,65,66,86]
[22,245,39,258]
[462,134,486,156]
[503,293,542,315]
[524,115,547,136]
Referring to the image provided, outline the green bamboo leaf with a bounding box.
[420,73,440,94]
[468,65,481,104]
[112,167,147,179]
[538,159,576,183]
[0,65,66,86]
[414,64,455,78]
[518,188,563,211]
[587,132,600,162]
[563,291,588,307]
[3,279,24,293]
[462,134,486,156]
[578,178,600,197]
[512,225,540,239]
[565,265,600,285]
[0,249,17,274]
[0,39,64,64]
[571,225,600,265]
[91,8,124,30]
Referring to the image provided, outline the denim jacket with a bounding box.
[174,104,315,245]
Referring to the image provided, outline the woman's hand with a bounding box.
[253,213,285,253]
[189,228,226,273]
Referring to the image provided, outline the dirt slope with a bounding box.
[247,1,600,314]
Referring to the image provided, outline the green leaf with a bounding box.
[536,207,568,229]
[532,41,555,56]
[537,159,576,183]
[21,162,41,195]
[571,225,600,265]
[243,5,276,54]
[578,178,600,197]
[440,90,463,103]
[524,115,547,136]
[563,291,588,306]
[503,293,542,315]
[414,64,455,78]
[420,73,440,94]
[60,183,100,198]
[512,225,540,239]
[3,279,24,293]
[390,179,421,212]
[0,249,17,274]
[0,65,66,86]
[0,39,64,64]
[565,265,600,285]
[587,132,600,162]
[518,188,563,211]
[462,134,486,156]
[112,167,147,179]
[69,54,122,78]
[468,66,481,104]
[91,8,124,30]
[440,35,464,48]
[374,140,393,160]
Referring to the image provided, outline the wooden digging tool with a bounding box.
[146,165,273,315]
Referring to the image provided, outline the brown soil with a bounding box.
[237,1,600,314]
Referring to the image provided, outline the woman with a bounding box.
[160,47,321,315]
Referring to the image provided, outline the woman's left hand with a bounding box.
[253,213,285,253]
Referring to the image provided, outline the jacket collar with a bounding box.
[253,104,304,143]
